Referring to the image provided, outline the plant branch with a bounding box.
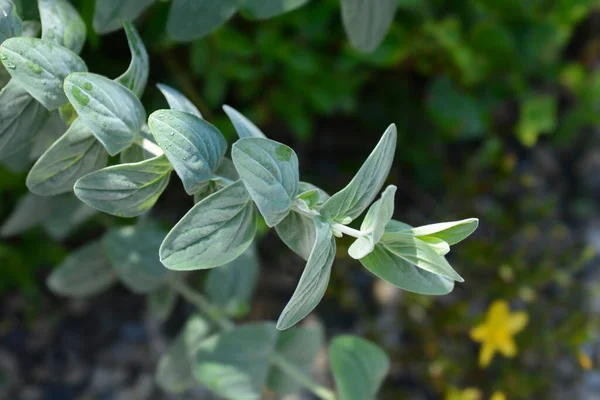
[331,223,364,238]
[137,138,164,157]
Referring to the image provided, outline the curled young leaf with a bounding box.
[387,218,479,246]
[117,21,148,97]
[38,0,86,54]
[74,155,172,218]
[0,37,87,110]
[157,83,202,118]
[277,219,335,330]
[320,124,397,223]
[64,72,146,155]
[27,118,108,196]
[232,137,299,227]
[329,336,390,400]
[0,80,48,159]
[340,0,397,53]
[167,0,238,41]
[148,109,227,195]
[223,104,266,139]
[160,180,257,271]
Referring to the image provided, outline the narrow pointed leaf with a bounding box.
[26,118,108,195]
[93,0,154,34]
[0,0,21,44]
[204,245,259,317]
[275,211,315,261]
[156,314,212,393]
[38,0,86,53]
[232,137,299,227]
[320,124,396,222]
[329,336,390,400]
[160,180,257,270]
[359,244,454,295]
[381,234,463,282]
[267,324,324,395]
[193,322,279,400]
[47,240,117,297]
[0,37,87,110]
[117,21,148,97]
[64,72,145,155]
[401,218,479,245]
[277,219,335,330]
[223,104,266,139]
[0,80,48,158]
[167,0,237,41]
[74,155,171,218]
[148,110,227,194]
[157,83,202,117]
[341,0,397,53]
[104,224,170,293]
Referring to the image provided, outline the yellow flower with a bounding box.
[490,391,506,400]
[446,387,482,400]
[578,351,593,370]
[470,300,528,367]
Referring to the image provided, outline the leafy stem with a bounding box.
[169,278,337,400]
[136,137,164,157]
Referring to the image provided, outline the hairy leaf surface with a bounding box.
[157,83,202,117]
[38,0,86,53]
[223,104,266,139]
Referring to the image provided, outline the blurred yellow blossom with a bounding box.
[446,387,482,400]
[470,300,528,367]
[490,391,506,400]
[578,351,593,370]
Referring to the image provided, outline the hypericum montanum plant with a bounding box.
[0,1,478,399]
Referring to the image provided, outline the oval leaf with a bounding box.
[277,219,335,330]
[329,336,390,400]
[341,0,397,53]
[359,244,454,295]
[0,37,87,110]
[167,0,238,41]
[38,0,86,53]
[320,124,397,223]
[117,21,148,97]
[223,104,266,139]
[157,83,202,117]
[74,155,172,218]
[93,0,154,34]
[0,80,48,158]
[27,118,108,196]
[64,72,146,155]
[0,193,56,237]
[160,180,257,270]
[148,109,227,195]
[232,137,299,227]
[275,210,315,261]
[47,240,117,297]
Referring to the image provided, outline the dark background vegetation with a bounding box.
[1,0,600,399]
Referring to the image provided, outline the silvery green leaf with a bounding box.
[38,0,86,53]
[348,185,396,260]
[298,181,330,202]
[47,240,117,297]
[58,102,77,126]
[167,0,237,41]
[1,143,30,171]
[419,236,450,256]
[204,245,259,317]
[395,218,479,246]
[223,104,266,139]
[239,0,308,19]
[0,192,55,237]
[148,110,227,195]
[157,83,201,118]
[119,142,150,163]
[74,155,172,218]
[192,158,239,204]
[0,0,21,44]
[275,211,315,261]
[26,118,108,195]
[0,80,48,158]
[329,336,390,400]
[320,124,396,223]
[21,20,40,38]
[156,314,211,393]
[93,0,154,34]
[232,137,299,227]
[267,324,324,395]
[160,180,257,271]
[0,37,87,110]
[30,111,67,159]
[384,219,411,232]
[0,63,9,88]
[340,0,397,53]
[215,157,239,181]
[193,322,279,400]
[359,244,454,295]
[380,234,463,282]
[104,224,170,293]
[193,180,219,204]
[148,285,177,321]
[277,219,335,330]
[64,72,146,155]
[117,21,148,97]
[42,194,96,240]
